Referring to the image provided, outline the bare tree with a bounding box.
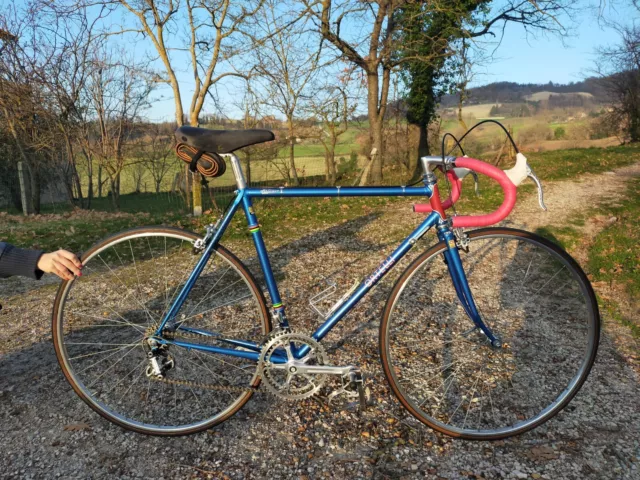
[252,0,323,185]
[36,6,108,209]
[594,8,640,142]
[140,123,174,193]
[0,6,61,213]
[90,0,266,215]
[83,50,154,210]
[234,82,271,185]
[304,0,574,184]
[309,70,358,184]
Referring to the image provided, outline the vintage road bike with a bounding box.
[52,125,600,440]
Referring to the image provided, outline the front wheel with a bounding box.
[380,228,600,440]
[52,226,271,436]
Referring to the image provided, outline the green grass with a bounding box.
[587,176,640,337]
[278,144,356,157]
[204,195,397,246]
[3,144,639,273]
[0,212,167,253]
[0,192,398,255]
[588,177,640,300]
[527,144,640,180]
[534,225,582,251]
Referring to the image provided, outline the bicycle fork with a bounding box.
[437,225,502,348]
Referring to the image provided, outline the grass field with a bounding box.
[63,108,612,199]
[0,108,620,218]
[588,176,640,337]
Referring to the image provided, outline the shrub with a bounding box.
[590,114,619,140]
[337,153,358,177]
[554,126,566,140]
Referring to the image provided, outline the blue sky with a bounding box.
[469,2,634,87]
[142,2,635,122]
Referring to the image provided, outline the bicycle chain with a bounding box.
[144,323,256,394]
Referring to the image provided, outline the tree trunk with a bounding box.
[366,72,383,184]
[324,151,331,183]
[287,118,299,185]
[63,175,75,208]
[60,154,75,209]
[192,172,202,216]
[409,123,430,183]
[244,151,252,185]
[188,113,203,216]
[369,116,384,184]
[64,137,82,208]
[73,170,83,208]
[109,178,120,210]
[98,165,103,198]
[86,159,93,210]
[329,137,337,184]
[134,171,142,193]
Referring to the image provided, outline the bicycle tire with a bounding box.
[379,227,600,440]
[52,226,271,436]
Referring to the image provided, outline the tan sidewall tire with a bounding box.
[52,226,271,436]
[379,227,600,440]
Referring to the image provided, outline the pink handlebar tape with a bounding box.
[413,157,517,228]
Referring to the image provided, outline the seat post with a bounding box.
[223,153,247,189]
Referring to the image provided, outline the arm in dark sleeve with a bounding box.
[0,242,45,279]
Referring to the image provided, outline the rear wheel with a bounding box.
[380,228,599,440]
[53,226,271,436]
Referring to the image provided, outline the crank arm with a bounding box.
[268,363,355,376]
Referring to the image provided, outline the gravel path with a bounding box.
[1,166,639,480]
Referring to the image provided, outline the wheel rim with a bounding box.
[54,229,268,434]
[383,231,598,438]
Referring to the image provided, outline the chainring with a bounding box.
[258,330,328,401]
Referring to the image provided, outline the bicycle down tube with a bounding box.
[155,153,496,361]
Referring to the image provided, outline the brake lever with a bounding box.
[526,166,547,211]
[470,171,480,196]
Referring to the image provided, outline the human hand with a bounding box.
[37,249,83,280]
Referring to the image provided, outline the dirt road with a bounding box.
[0,166,638,479]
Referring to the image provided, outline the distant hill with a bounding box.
[439,78,608,107]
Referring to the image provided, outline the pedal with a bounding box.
[351,369,371,411]
[327,368,371,411]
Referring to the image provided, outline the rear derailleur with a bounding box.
[144,339,175,379]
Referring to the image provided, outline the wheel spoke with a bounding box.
[384,231,598,438]
[55,230,268,434]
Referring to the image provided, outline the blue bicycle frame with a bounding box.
[153,154,496,363]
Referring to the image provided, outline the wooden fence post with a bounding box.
[17,161,32,215]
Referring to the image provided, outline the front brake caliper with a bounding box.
[453,227,470,252]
